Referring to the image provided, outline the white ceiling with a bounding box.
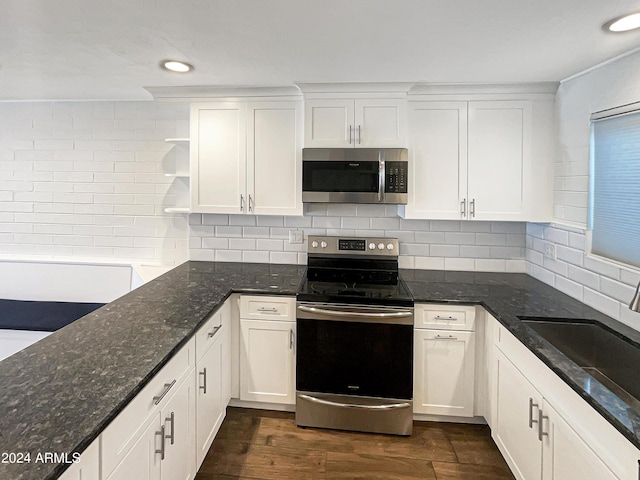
[2,0,640,101]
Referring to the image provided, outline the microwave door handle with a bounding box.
[378,157,385,202]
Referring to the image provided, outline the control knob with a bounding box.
[368,242,376,250]
[311,241,318,248]
[377,243,385,250]
[321,241,328,248]
[387,243,394,250]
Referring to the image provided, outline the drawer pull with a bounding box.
[257,307,279,314]
[434,334,458,340]
[153,380,176,405]
[155,425,166,460]
[207,325,222,338]
[434,315,458,321]
[199,368,207,394]
[165,412,175,445]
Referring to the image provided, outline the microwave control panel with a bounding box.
[385,162,407,193]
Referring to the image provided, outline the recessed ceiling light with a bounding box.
[604,12,640,32]
[161,60,194,73]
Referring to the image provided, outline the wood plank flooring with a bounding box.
[195,407,514,480]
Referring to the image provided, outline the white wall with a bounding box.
[190,204,528,272]
[0,101,189,265]
[527,50,640,331]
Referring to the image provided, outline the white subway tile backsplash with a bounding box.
[583,287,620,319]
[555,276,584,300]
[341,217,371,229]
[270,252,298,264]
[215,250,242,262]
[430,244,460,257]
[445,258,475,270]
[600,277,636,304]
[414,231,445,244]
[312,216,341,229]
[243,251,270,263]
[415,256,445,270]
[229,215,257,226]
[475,259,507,272]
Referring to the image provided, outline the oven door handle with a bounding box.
[298,394,410,410]
[297,305,413,319]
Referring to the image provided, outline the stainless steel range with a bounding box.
[296,235,414,436]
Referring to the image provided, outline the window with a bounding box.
[589,105,640,268]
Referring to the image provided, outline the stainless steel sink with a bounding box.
[522,319,640,409]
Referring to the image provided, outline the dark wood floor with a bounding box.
[195,407,515,480]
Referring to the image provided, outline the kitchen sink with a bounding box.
[521,318,640,409]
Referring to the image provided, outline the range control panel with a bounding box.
[308,236,399,256]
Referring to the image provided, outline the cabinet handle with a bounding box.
[199,368,207,394]
[248,194,253,212]
[537,409,548,442]
[208,325,221,338]
[290,328,294,350]
[240,194,244,212]
[529,398,539,429]
[434,315,458,321]
[165,412,175,445]
[434,334,458,340]
[155,425,166,460]
[257,307,278,313]
[358,125,361,144]
[460,198,466,217]
[470,198,476,218]
[153,380,176,405]
[349,125,353,144]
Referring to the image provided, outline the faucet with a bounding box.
[631,281,640,312]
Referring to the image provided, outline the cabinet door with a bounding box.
[160,373,196,480]
[58,439,99,480]
[413,329,475,417]
[355,99,406,148]
[195,332,225,469]
[247,102,303,215]
[304,99,354,147]
[541,401,617,480]
[240,319,295,404]
[405,102,467,219]
[190,102,247,214]
[467,101,531,220]
[493,351,543,480]
[105,413,161,480]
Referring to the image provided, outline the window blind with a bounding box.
[590,111,640,268]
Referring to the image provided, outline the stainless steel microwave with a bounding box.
[302,148,408,204]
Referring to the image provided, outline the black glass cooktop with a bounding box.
[297,278,414,307]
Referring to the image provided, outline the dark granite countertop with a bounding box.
[400,269,640,451]
[1,262,639,480]
[0,261,306,480]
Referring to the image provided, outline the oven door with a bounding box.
[302,160,381,203]
[295,302,414,435]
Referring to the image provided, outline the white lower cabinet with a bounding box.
[413,304,476,417]
[490,316,637,480]
[195,302,230,469]
[413,329,475,417]
[101,339,196,480]
[239,295,296,405]
[57,439,99,480]
[494,350,544,480]
[542,400,617,480]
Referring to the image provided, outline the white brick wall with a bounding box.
[0,101,190,265]
[555,50,640,226]
[189,204,527,272]
[526,223,640,330]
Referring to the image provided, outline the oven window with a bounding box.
[302,161,379,192]
[296,318,413,399]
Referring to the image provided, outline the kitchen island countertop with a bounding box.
[1,261,639,479]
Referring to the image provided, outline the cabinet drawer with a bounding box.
[196,300,230,360]
[239,295,295,321]
[101,338,195,478]
[415,304,476,331]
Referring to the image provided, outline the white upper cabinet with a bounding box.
[304,98,406,148]
[403,88,554,222]
[467,101,531,221]
[191,100,303,215]
[405,101,468,219]
[191,102,247,214]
